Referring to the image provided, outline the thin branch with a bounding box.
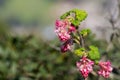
[77,30,85,48]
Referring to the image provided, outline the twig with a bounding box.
[77,30,85,48]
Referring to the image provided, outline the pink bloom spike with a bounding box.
[60,40,72,52]
[55,20,66,28]
[55,27,70,42]
[98,61,113,78]
[68,25,76,32]
[76,56,94,78]
[55,19,76,42]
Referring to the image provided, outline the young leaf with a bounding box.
[71,20,80,26]
[60,12,70,19]
[76,10,87,21]
[60,9,87,24]
[80,29,91,36]
[88,46,100,61]
[74,48,85,57]
[71,9,87,21]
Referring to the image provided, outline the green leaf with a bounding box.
[60,12,70,19]
[71,20,80,26]
[23,62,38,72]
[95,60,99,64]
[71,9,87,21]
[60,9,87,26]
[80,29,91,36]
[9,62,17,75]
[67,16,74,22]
[76,10,87,21]
[0,61,8,74]
[74,48,85,57]
[20,77,33,80]
[88,46,100,60]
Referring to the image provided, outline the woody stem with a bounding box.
[77,30,85,48]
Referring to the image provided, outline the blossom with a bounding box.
[55,27,70,42]
[55,20,70,42]
[55,20,66,28]
[68,25,76,32]
[55,19,76,42]
[60,40,72,52]
[55,19,76,52]
[76,56,94,78]
[98,61,113,78]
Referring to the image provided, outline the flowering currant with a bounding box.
[55,19,76,52]
[55,26,70,42]
[55,9,112,79]
[98,61,113,78]
[76,56,94,78]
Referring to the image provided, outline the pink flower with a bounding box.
[55,19,76,42]
[55,20,71,42]
[76,56,94,78]
[98,61,113,78]
[68,25,76,32]
[55,27,70,42]
[55,19,76,52]
[60,40,72,52]
[55,20,66,28]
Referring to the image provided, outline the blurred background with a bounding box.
[0,0,120,80]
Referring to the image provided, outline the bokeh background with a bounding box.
[0,0,120,80]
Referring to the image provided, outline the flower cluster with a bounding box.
[76,56,94,78]
[55,19,76,52]
[98,61,113,78]
[76,57,113,79]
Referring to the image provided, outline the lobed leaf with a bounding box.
[74,48,85,57]
[60,9,88,26]
[80,29,91,36]
[88,45,100,61]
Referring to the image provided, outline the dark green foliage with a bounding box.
[0,34,81,80]
[0,29,120,80]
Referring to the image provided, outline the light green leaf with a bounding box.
[60,9,87,26]
[74,48,85,57]
[80,29,91,36]
[76,11,87,21]
[60,12,70,19]
[71,20,80,27]
[88,46,100,61]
